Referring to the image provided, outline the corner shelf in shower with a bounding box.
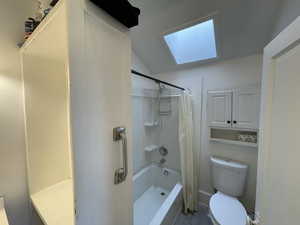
[144,145,159,152]
[144,122,159,127]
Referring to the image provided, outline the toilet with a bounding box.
[209,157,249,225]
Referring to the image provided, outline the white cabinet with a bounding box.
[208,87,260,130]
[233,88,260,129]
[207,91,232,128]
[21,1,133,225]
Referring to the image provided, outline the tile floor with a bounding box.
[174,205,213,225]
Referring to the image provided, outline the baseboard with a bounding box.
[198,190,212,207]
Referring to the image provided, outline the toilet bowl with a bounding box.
[209,157,249,225]
[209,192,248,225]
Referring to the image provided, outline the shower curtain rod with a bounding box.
[131,69,185,91]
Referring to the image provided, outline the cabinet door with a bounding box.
[232,88,260,129]
[208,91,232,128]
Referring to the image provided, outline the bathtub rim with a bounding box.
[149,183,183,225]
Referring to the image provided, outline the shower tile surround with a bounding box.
[131,73,183,225]
[132,77,182,174]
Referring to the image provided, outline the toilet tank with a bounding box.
[211,157,248,197]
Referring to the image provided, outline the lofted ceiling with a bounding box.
[129,0,282,74]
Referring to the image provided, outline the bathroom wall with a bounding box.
[0,1,34,225]
[270,0,300,40]
[153,54,262,211]
[131,52,181,174]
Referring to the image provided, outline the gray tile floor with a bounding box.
[174,205,213,225]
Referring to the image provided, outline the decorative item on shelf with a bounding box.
[42,8,51,19]
[238,134,257,143]
[35,0,44,21]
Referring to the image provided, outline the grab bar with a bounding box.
[113,127,128,184]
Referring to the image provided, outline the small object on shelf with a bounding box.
[19,0,58,48]
[42,8,52,19]
[144,145,159,152]
[24,18,40,39]
[35,0,44,21]
[238,134,257,143]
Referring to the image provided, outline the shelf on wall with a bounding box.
[144,122,159,127]
[209,128,258,148]
[210,138,258,148]
[144,145,159,152]
[30,179,74,225]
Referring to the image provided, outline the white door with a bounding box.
[69,7,133,225]
[232,88,260,129]
[256,16,300,225]
[207,91,232,128]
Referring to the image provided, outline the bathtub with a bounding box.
[133,164,183,225]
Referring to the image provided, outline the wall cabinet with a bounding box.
[207,90,232,128]
[208,87,260,130]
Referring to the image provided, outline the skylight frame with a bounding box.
[162,14,220,65]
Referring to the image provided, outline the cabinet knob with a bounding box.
[233,121,237,124]
[227,121,231,124]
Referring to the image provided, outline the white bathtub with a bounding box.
[133,164,183,225]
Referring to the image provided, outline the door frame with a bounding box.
[256,16,300,223]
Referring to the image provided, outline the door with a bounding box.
[207,91,232,128]
[257,16,300,225]
[232,88,260,129]
[68,6,133,225]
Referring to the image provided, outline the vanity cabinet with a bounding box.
[208,87,260,130]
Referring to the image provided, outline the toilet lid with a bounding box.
[210,192,247,225]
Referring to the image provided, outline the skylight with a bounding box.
[164,19,217,64]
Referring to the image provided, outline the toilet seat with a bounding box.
[209,192,248,225]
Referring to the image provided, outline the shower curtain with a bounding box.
[179,91,198,213]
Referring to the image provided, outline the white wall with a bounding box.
[0,1,34,225]
[271,0,300,40]
[154,54,262,210]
